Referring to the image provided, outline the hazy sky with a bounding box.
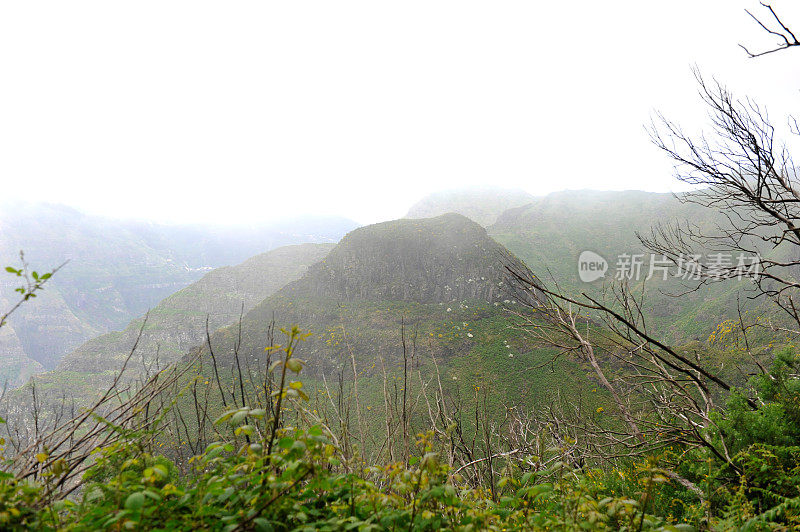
[2,1,799,225]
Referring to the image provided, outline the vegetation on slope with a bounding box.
[0,324,798,530]
[488,190,776,344]
[15,243,334,405]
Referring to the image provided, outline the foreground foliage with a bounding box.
[0,328,796,531]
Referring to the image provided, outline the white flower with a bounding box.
[508,353,514,358]
[467,333,473,338]
[446,307,452,312]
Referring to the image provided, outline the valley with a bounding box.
[0,187,796,530]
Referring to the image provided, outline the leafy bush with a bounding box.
[2,326,800,530]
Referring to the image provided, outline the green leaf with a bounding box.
[231,410,249,425]
[143,489,162,501]
[235,425,254,437]
[254,518,274,532]
[125,492,145,511]
[285,359,303,373]
[214,410,236,424]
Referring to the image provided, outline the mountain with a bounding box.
[14,190,773,413]
[9,214,602,445]
[194,214,593,422]
[0,320,43,389]
[486,189,770,343]
[222,213,524,340]
[405,187,536,227]
[35,243,334,394]
[0,202,357,384]
[286,214,516,303]
[488,190,711,289]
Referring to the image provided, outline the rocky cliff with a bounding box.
[287,213,523,304]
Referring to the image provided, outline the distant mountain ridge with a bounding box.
[0,202,357,385]
[486,189,769,343]
[9,203,602,450]
[35,243,334,394]
[23,214,538,410]
[405,187,536,226]
[5,188,775,396]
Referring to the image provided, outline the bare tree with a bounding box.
[740,3,800,58]
[644,67,800,333]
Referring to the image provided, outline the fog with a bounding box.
[1,1,799,225]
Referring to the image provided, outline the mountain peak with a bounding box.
[287,213,524,304]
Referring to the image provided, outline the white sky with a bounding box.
[1,1,799,226]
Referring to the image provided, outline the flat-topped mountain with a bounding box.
[287,214,521,304]
[203,215,533,380]
[405,187,536,227]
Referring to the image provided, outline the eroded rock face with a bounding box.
[292,214,523,305]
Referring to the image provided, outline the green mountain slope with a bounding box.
[0,320,43,389]
[196,215,601,434]
[487,189,771,343]
[31,243,334,394]
[219,214,527,372]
